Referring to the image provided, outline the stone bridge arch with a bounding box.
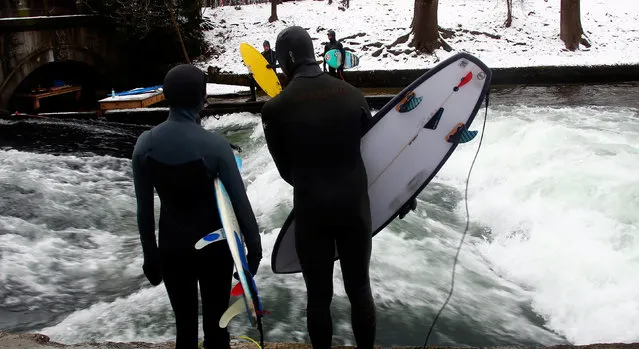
[0,18,123,111]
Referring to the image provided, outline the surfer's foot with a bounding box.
[245,97,257,102]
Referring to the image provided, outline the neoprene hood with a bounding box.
[275,26,319,77]
[162,64,207,108]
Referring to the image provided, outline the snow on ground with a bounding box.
[194,0,639,74]
[206,83,250,95]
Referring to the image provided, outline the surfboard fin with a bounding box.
[195,229,225,250]
[219,298,247,328]
[459,130,479,143]
[231,282,244,297]
[446,122,478,144]
[424,108,444,130]
[396,91,423,113]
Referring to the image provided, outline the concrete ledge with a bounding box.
[0,14,105,32]
[1,331,639,349]
[207,64,639,89]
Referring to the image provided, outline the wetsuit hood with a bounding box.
[327,29,336,43]
[275,26,322,78]
[163,64,207,109]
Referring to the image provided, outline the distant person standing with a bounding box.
[262,40,278,73]
[323,29,346,79]
[246,40,279,102]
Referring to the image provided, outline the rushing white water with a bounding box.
[438,105,639,345]
[1,104,637,346]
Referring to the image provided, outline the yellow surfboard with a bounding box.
[239,42,282,98]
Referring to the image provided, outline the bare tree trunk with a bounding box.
[560,0,590,50]
[268,0,278,22]
[504,0,512,27]
[410,0,450,53]
[410,0,418,28]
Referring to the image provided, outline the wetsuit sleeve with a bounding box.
[261,104,293,185]
[323,44,328,71]
[338,42,346,71]
[131,132,157,257]
[217,144,262,259]
[359,95,374,135]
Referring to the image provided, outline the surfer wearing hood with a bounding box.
[261,26,377,349]
[323,29,346,78]
[262,40,278,72]
[247,40,279,102]
[132,64,262,349]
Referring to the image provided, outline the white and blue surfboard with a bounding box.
[195,155,264,328]
[271,52,492,274]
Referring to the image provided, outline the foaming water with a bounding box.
[0,151,146,332]
[436,105,639,344]
[0,100,637,346]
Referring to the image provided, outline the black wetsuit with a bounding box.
[262,48,278,72]
[261,26,376,349]
[132,65,261,349]
[323,36,346,78]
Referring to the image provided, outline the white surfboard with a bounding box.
[271,52,492,274]
[194,155,263,327]
[214,178,260,327]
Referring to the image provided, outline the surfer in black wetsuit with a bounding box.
[262,40,278,73]
[323,29,346,79]
[261,26,376,349]
[132,64,262,349]
[247,40,279,102]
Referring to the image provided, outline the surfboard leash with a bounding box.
[422,89,490,347]
[247,276,265,349]
[257,315,265,349]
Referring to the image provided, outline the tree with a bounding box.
[559,0,590,50]
[505,0,513,27]
[268,0,278,22]
[409,0,450,53]
[82,0,207,82]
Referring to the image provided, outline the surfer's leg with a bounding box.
[328,66,337,78]
[198,242,234,349]
[246,74,257,102]
[336,223,376,349]
[296,223,335,349]
[161,250,199,349]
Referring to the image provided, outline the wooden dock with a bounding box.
[98,90,165,113]
[16,85,82,110]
